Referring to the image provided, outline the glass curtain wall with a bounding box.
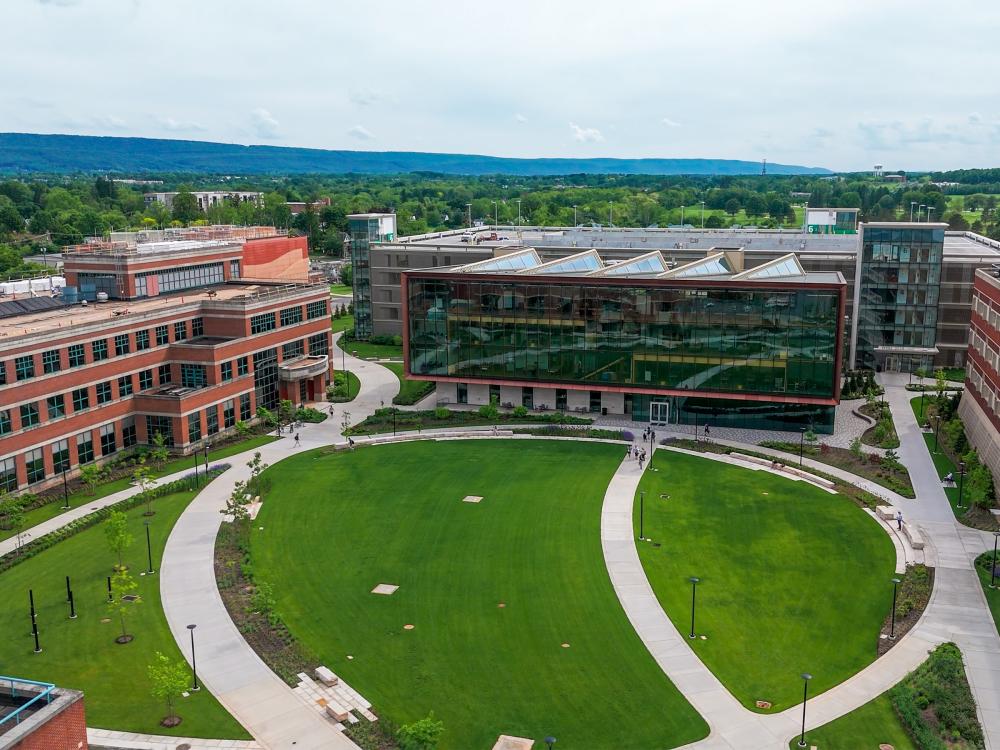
[348,217,377,338]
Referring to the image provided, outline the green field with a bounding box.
[329,284,353,296]
[790,693,915,750]
[636,450,895,711]
[0,488,249,738]
[1,435,277,544]
[330,314,354,333]
[908,397,965,514]
[336,336,403,361]
[384,362,435,405]
[251,440,708,750]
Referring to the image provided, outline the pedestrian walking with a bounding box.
[896,511,903,530]
[294,432,301,447]
[328,405,334,416]
[704,425,711,438]
[639,455,644,470]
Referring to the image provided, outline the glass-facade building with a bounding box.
[348,213,396,339]
[405,252,845,433]
[851,223,944,372]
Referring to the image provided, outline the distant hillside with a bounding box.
[0,133,832,176]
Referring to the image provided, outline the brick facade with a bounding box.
[6,689,87,750]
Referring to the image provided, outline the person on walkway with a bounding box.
[638,455,645,470]
[704,425,711,438]
[328,405,334,416]
[896,511,903,530]
[348,437,355,449]
[650,429,656,444]
[294,433,301,448]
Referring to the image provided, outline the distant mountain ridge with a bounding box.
[0,132,833,176]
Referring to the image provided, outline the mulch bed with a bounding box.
[876,565,934,657]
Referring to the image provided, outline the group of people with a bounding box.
[628,444,648,469]
[641,427,657,444]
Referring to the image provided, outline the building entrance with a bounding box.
[650,401,670,426]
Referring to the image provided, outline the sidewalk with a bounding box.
[158,336,399,749]
[88,728,261,750]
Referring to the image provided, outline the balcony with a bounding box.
[279,355,329,381]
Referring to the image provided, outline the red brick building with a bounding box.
[1,679,87,750]
[961,268,1000,484]
[0,232,331,495]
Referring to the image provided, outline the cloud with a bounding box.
[349,88,382,107]
[250,108,280,139]
[569,122,604,143]
[661,117,681,127]
[37,0,80,6]
[159,117,205,133]
[514,113,527,123]
[348,125,375,141]
[856,117,1000,150]
[56,114,128,131]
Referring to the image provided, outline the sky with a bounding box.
[2,0,999,172]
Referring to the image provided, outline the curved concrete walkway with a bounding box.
[159,336,399,749]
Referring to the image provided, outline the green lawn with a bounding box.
[789,693,915,750]
[336,336,403,360]
[329,284,353,296]
[251,441,708,750]
[1,435,278,544]
[636,450,895,711]
[0,488,249,738]
[330,314,354,333]
[974,552,1000,635]
[383,362,435,405]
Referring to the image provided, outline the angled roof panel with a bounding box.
[452,248,541,274]
[525,249,604,275]
[588,251,667,277]
[730,253,806,280]
[659,252,733,279]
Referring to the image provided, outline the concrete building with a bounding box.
[0,232,331,495]
[405,248,845,432]
[143,191,262,211]
[961,267,1000,484]
[0,677,87,750]
[351,215,1000,371]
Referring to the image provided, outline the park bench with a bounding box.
[903,523,925,550]
[315,666,339,686]
[324,701,351,722]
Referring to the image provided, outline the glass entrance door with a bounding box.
[650,401,669,425]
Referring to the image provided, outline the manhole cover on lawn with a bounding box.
[121,594,139,602]
[497,602,506,608]
[462,495,483,503]
[371,584,399,595]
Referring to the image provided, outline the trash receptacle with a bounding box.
[601,407,608,416]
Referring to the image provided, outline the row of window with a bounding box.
[968,361,1000,422]
[971,323,1000,375]
[186,394,253,443]
[252,301,328,336]
[973,292,1000,332]
[0,319,203,385]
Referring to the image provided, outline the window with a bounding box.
[115,333,131,356]
[145,416,173,447]
[136,329,150,351]
[118,375,134,397]
[52,439,70,473]
[0,409,11,436]
[155,325,169,346]
[0,457,17,492]
[100,423,117,456]
[25,448,45,484]
[221,361,233,382]
[280,306,303,326]
[309,332,329,356]
[139,369,153,390]
[68,344,85,367]
[237,356,249,376]
[174,321,188,341]
[122,417,137,448]
[15,355,35,381]
[136,262,224,296]
[250,312,276,334]
[96,381,113,404]
[72,387,90,411]
[188,413,202,443]
[230,259,241,279]
[181,364,207,388]
[192,317,204,337]
[0,361,5,385]
[155,364,171,385]
[240,392,252,421]
[46,394,66,419]
[307,300,328,320]
[20,402,40,429]
[282,339,304,359]
[43,349,61,374]
[253,348,279,410]
[91,339,108,361]
[223,399,236,428]
[76,432,95,464]
[206,406,219,436]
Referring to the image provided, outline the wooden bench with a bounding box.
[315,666,339,686]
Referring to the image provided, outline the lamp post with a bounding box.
[516,199,522,226]
[933,415,941,453]
[910,202,917,221]
[204,443,210,475]
[60,463,70,510]
[144,520,154,575]
[918,204,925,221]
[700,201,706,229]
[639,490,645,541]
[187,624,200,691]
[342,345,349,400]
[681,205,685,225]
[799,426,806,467]
[889,577,901,638]
[991,531,999,589]
[927,207,935,223]
[194,445,201,488]
[957,461,967,509]
[688,576,700,639]
[797,673,812,748]
[608,201,613,227]
[492,200,498,226]
[544,737,556,750]
[573,205,578,226]
[920,391,926,422]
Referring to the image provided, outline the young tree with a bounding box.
[148,652,188,727]
[80,464,104,495]
[222,479,252,530]
[133,462,155,516]
[935,368,947,403]
[278,399,295,428]
[246,452,269,497]
[150,432,170,468]
[0,494,26,552]
[915,366,928,386]
[397,713,445,750]
[256,406,277,432]
[104,510,133,571]
[107,568,140,643]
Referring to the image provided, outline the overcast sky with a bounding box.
[2,0,999,172]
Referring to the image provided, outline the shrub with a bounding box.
[434,407,449,420]
[478,401,499,420]
[512,405,528,418]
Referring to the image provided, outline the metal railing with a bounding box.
[0,676,55,728]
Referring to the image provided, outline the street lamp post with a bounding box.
[920,391,926,422]
[889,577,901,638]
[799,426,806,467]
[144,520,154,574]
[991,532,1000,589]
[639,490,645,541]
[910,202,917,221]
[60,464,70,510]
[927,207,935,223]
[609,201,613,227]
[797,673,812,747]
[933,415,941,453]
[700,201,706,229]
[492,200,498,226]
[693,411,698,442]
[194,446,200,488]
[573,205,578,226]
[918,204,925,221]
[516,199,522,226]
[957,461,967,509]
[187,624,200,691]
[688,577,700,639]
[681,205,685,225]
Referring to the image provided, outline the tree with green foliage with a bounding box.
[171,190,200,223]
[150,431,170,468]
[80,463,104,495]
[108,568,140,643]
[340,263,353,288]
[148,651,188,727]
[104,509,133,571]
[0,493,27,551]
[246,451,269,497]
[397,713,445,750]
